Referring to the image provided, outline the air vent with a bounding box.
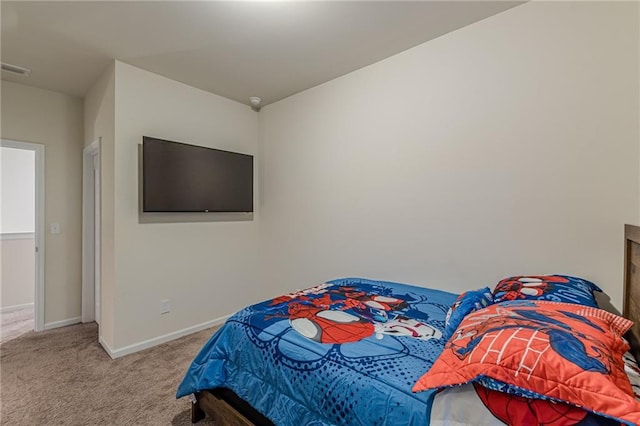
[1,63,31,77]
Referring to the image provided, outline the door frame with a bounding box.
[81,138,101,324]
[0,139,45,332]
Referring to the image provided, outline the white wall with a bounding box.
[111,62,259,350]
[1,147,35,233]
[1,81,84,324]
[1,238,35,309]
[76,1,639,354]
[259,1,639,311]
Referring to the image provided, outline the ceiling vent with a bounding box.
[1,63,31,77]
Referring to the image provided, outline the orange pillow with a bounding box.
[413,301,640,424]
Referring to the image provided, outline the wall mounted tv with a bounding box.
[142,136,253,213]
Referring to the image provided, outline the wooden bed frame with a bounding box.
[623,224,640,362]
[191,388,272,426]
[191,224,640,425]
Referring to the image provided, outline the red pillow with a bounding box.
[413,301,640,424]
[472,383,600,426]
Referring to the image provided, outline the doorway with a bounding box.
[0,139,45,339]
[82,139,101,327]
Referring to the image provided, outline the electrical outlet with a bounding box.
[160,299,170,314]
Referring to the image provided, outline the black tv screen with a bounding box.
[142,136,253,213]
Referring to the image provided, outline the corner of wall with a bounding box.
[83,60,116,350]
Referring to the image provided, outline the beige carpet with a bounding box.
[1,322,220,425]
[0,307,34,344]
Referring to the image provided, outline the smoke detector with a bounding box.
[249,96,262,112]
[1,62,31,77]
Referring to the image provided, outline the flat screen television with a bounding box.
[142,136,253,213]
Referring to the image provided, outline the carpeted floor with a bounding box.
[0,307,34,344]
[0,322,220,425]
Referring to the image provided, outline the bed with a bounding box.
[177,224,640,425]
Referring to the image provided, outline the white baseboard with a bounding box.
[44,316,82,330]
[0,302,34,313]
[98,337,116,358]
[100,314,231,359]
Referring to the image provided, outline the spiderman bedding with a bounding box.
[177,277,457,425]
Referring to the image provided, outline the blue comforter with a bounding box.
[177,277,457,426]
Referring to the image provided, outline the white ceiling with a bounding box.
[1,1,523,107]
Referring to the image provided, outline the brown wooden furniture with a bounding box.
[624,224,640,363]
[191,388,272,425]
[191,224,640,424]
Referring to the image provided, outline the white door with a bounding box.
[82,139,101,327]
[93,154,101,325]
